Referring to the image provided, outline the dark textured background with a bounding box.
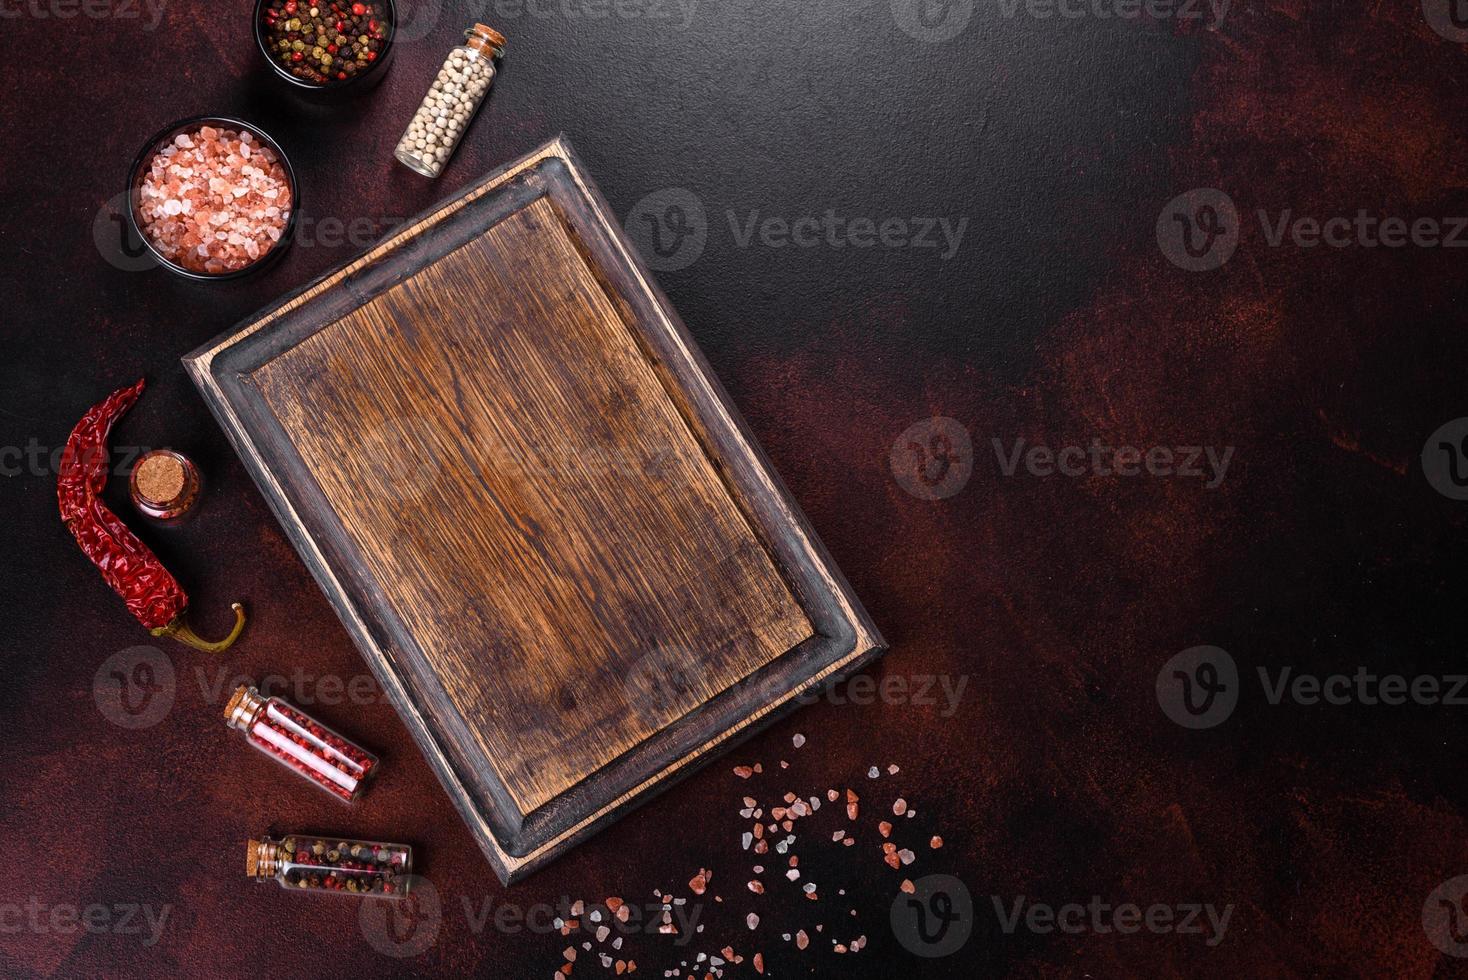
[4,0,1468,976]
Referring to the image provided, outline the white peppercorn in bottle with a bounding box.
[394,23,505,178]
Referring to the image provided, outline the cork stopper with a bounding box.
[465,23,506,55]
[129,448,201,521]
[134,453,186,505]
[245,838,279,879]
[224,685,265,730]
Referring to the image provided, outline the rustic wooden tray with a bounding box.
[184,136,884,883]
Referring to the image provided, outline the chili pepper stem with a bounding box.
[152,602,247,652]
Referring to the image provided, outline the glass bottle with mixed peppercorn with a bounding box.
[247,835,412,897]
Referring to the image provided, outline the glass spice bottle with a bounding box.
[225,685,378,802]
[129,449,203,522]
[393,23,505,178]
[246,834,412,897]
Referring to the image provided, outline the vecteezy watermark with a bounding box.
[892,874,972,957]
[1156,188,1240,272]
[992,895,1233,946]
[93,192,417,272]
[1423,0,1468,43]
[195,666,389,708]
[1156,646,1239,730]
[892,0,975,43]
[624,647,972,726]
[890,419,1235,499]
[461,895,703,944]
[992,0,1230,24]
[485,435,699,482]
[1160,188,1468,271]
[97,655,394,730]
[1256,210,1468,250]
[0,0,166,27]
[0,898,171,947]
[1257,666,1468,707]
[0,438,153,478]
[360,876,441,958]
[290,212,414,250]
[993,438,1234,489]
[1158,646,1468,729]
[1422,417,1468,501]
[625,188,708,272]
[94,646,176,730]
[890,418,974,500]
[1424,875,1468,957]
[793,672,970,719]
[93,192,157,273]
[358,414,443,504]
[623,643,700,728]
[726,210,968,260]
[625,190,969,271]
[456,0,698,29]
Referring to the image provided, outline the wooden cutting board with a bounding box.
[184,136,884,883]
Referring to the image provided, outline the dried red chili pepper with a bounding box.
[58,379,245,652]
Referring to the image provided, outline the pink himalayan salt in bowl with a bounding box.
[127,117,298,280]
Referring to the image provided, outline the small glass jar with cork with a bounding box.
[246,834,412,897]
[225,685,379,802]
[394,23,505,178]
[129,449,203,521]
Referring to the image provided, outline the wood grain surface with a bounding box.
[253,196,814,816]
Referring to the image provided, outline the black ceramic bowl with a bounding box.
[253,0,396,101]
[126,115,299,282]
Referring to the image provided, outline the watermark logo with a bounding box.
[1422,418,1468,501]
[796,672,970,718]
[1160,190,1468,270]
[393,0,444,42]
[459,895,702,942]
[359,414,443,504]
[1157,188,1240,272]
[360,876,441,958]
[1424,875,1468,957]
[892,0,975,42]
[623,645,702,728]
[1156,646,1237,729]
[892,874,973,957]
[462,0,698,29]
[993,438,1233,488]
[94,646,175,730]
[0,0,167,28]
[992,0,1231,26]
[626,188,708,271]
[727,210,967,259]
[2,438,152,479]
[994,895,1232,946]
[93,191,157,273]
[890,417,973,500]
[1423,0,1468,43]
[0,899,171,947]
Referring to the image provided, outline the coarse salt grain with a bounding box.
[138,126,290,274]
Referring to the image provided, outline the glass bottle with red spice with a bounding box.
[246,834,411,897]
[225,685,378,801]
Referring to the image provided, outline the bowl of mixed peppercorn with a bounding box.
[255,0,395,98]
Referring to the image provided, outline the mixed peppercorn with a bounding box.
[272,836,410,895]
[262,1,388,85]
